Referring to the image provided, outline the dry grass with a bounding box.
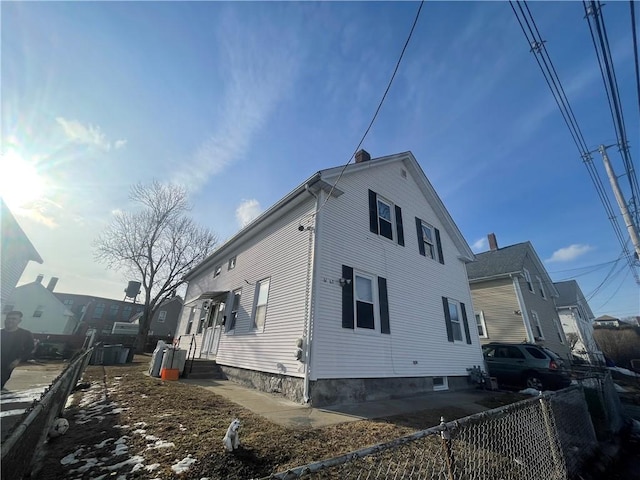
[35,358,518,479]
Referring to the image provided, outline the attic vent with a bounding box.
[401,169,407,179]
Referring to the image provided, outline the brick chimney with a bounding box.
[35,274,44,284]
[355,149,371,163]
[488,233,498,251]
[47,277,59,292]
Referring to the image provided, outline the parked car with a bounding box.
[482,342,572,391]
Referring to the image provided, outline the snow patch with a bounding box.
[60,449,84,465]
[147,440,175,450]
[133,421,147,427]
[614,383,628,393]
[94,438,114,449]
[609,367,640,377]
[171,455,197,474]
[145,463,160,471]
[105,455,145,471]
[518,388,541,396]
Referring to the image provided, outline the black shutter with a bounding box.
[415,217,425,256]
[435,228,444,264]
[342,265,354,329]
[368,190,378,234]
[461,302,472,344]
[395,206,404,246]
[442,297,454,342]
[378,277,390,334]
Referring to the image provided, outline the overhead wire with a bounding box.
[583,1,640,227]
[509,1,639,285]
[313,0,424,217]
[630,0,640,119]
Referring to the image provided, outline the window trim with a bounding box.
[553,316,565,344]
[475,311,488,338]
[226,288,242,333]
[186,307,195,334]
[376,196,394,241]
[433,376,449,391]
[536,275,546,299]
[251,278,270,331]
[523,268,533,292]
[158,310,167,323]
[420,220,436,260]
[531,310,544,339]
[448,299,464,343]
[354,271,377,332]
[214,265,222,278]
[33,306,44,318]
[228,256,237,270]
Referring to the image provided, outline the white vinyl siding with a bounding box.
[179,199,314,377]
[312,159,483,379]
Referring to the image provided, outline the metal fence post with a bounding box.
[439,417,455,480]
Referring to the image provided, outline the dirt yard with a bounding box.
[34,358,523,479]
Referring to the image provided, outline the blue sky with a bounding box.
[2,1,638,318]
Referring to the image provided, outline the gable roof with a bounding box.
[554,280,594,317]
[186,151,473,280]
[14,281,74,317]
[594,314,619,322]
[1,199,43,264]
[467,241,559,297]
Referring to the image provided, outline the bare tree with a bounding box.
[94,181,218,351]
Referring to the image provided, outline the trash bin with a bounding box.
[102,345,123,365]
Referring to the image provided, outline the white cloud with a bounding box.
[172,10,300,191]
[235,199,262,228]
[56,117,126,151]
[546,244,593,263]
[471,237,488,253]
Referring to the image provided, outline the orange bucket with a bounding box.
[161,368,180,381]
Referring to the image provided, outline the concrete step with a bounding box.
[182,360,225,379]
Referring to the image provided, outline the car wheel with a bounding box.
[525,375,544,391]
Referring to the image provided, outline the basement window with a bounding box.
[433,377,449,391]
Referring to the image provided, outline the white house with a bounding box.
[554,280,603,364]
[1,199,43,307]
[176,150,485,406]
[6,275,76,334]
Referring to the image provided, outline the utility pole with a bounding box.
[599,145,640,262]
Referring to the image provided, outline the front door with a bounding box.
[201,302,225,358]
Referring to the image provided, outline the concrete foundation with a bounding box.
[309,375,472,407]
[218,365,305,403]
[218,364,472,407]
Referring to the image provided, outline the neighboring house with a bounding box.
[1,199,43,306]
[554,280,603,364]
[593,315,622,328]
[130,295,183,338]
[3,275,75,334]
[176,150,485,406]
[466,234,571,361]
[54,292,145,335]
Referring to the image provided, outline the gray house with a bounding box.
[131,296,183,339]
[466,234,571,361]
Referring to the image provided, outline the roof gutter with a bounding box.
[468,271,522,284]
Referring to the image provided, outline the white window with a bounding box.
[523,268,533,292]
[554,317,565,344]
[420,221,435,259]
[537,276,546,299]
[355,273,376,330]
[252,278,270,330]
[63,299,73,306]
[214,265,222,278]
[158,310,167,323]
[448,300,463,342]
[377,198,393,241]
[475,311,488,338]
[186,307,195,334]
[433,376,449,391]
[33,306,44,318]
[227,289,242,331]
[531,310,544,339]
[228,256,236,270]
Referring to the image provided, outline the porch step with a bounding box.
[182,359,225,380]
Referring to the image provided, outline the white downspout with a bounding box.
[302,184,320,403]
[511,274,534,342]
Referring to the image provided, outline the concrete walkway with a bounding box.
[181,378,494,429]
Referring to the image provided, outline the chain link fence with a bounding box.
[1,348,93,479]
[260,386,604,480]
[573,370,625,439]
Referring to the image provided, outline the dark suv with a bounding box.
[482,342,572,391]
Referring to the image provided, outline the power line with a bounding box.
[595,265,631,310]
[315,1,424,215]
[583,1,640,227]
[509,1,639,284]
[631,0,640,119]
